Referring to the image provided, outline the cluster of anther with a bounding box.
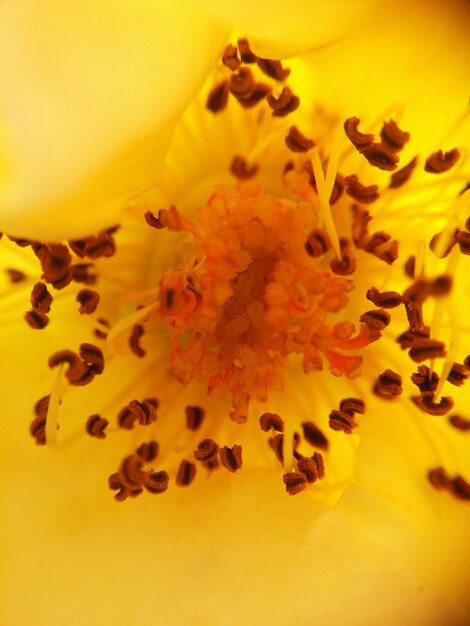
[146,185,387,423]
[4,225,118,330]
[258,411,326,495]
[106,399,246,500]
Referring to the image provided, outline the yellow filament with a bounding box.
[311,147,341,258]
[434,301,460,401]
[415,240,426,277]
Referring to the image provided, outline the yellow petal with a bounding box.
[0,0,229,240]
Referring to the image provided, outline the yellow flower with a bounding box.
[1,2,470,625]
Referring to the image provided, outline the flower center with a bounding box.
[2,37,470,503]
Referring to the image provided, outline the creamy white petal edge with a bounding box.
[0,0,229,240]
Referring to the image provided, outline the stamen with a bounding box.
[380,119,410,151]
[222,44,240,71]
[193,439,219,463]
[328,409,357,434]
[230,155,258,179]
[30,282,53,314]
[283,471,307,495]
[360,143,399,172]
[136,441,159,462]
[35,244,72,290]
[344,117,374,149]
[311,146,341,258]
[301,421,329,451]
[70,263,96,285]
[285,126,315,153]
[412,391,454,416]
[176,460,197,486]
[425,149,460,174]
[256,58,290,81]
[296,457,319,483]
[129,324,146,358]
[127,399,157,426]
[259,412,284,433]
[237,38,257,64]
[206,80,230,113]
[145,471,169,495]
[408,339,447,363]
[219,445,243,472]
[411,365,439,393]
[304,229,330,257]
[344,175,380,204]
[24,309,49,329]
[373,369,403,399]
[389,156,418,189]
[366,287,402,308]
[6,268,26,283]
[360,308,391,331]
[449,414,470,432]
[85,414,109,439]
[76,289,100,315]
[185,405,205,431]
[267,87,299,116]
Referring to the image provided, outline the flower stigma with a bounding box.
[2,37,470,504]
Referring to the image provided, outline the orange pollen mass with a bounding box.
[151,183,379,423]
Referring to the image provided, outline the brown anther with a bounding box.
[206,79,229,112]
[330,249,356,276]
[230,155,258,179]
[411,365,439,393]
[136,440,159,462]
[48,349,91,385]
[364,233,399,265]
[330,174,345,204]
[404,255,416,278]
[129,324,146,358]
[344,175,380,204]
[85,414,108,439]
[219,445,243,473]
[236,83,271,108]
[297,457,318,483]
[185,405,205,431]
[237,38,257,63]
[449,414,470,432]
[76,289,100,315]
[396,326,430,350]
[29,415,47,445]
[425,148,460,174]
[176,460,197,487]
[94,317,110,340]
[408,339,447,363]
[34,395,50,416]
[256,57,290,81]
[305,229,330,258]
[328,409,357,434]
[30,282,53,314]
[465,355,470,370]
[412,391,454,416]
[77,346,102,378]
[351,205,372,249]
[118,406,137,430]
[380,119,410,151]
[119,454,148,489]
[6,268,26,283]
[339,398,366,415]
[285,125,315,153]
[360,143,399,171]
[85,232,116,259]
[447,363,468,387]
[259,412,284,433]
[430,275,452,297]
[404,302,424,332]
[457,231,470,255]
[194,439,219,463]
[389,157,418,189]
[267,87,299,116]
[366,287,402,309]
[144,470,169,495]
[359,308,391,331]
[312,451,325,479]
[344,117,374,150]
[35,243,72,289]
[428,466,452,491]
[451,475,470,501]
[283,472,307,495]
[70,263,96,285]
[374,369,403,398]
[429,229,459,258]
[128,399,157,426]
[108,473,135,502]
[301,420,329,451]
[269,433,284,464]
[222,43,240,70]
[229,67,255,99]
[403,279,430,306]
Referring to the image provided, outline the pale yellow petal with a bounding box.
[0,0,229,240]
